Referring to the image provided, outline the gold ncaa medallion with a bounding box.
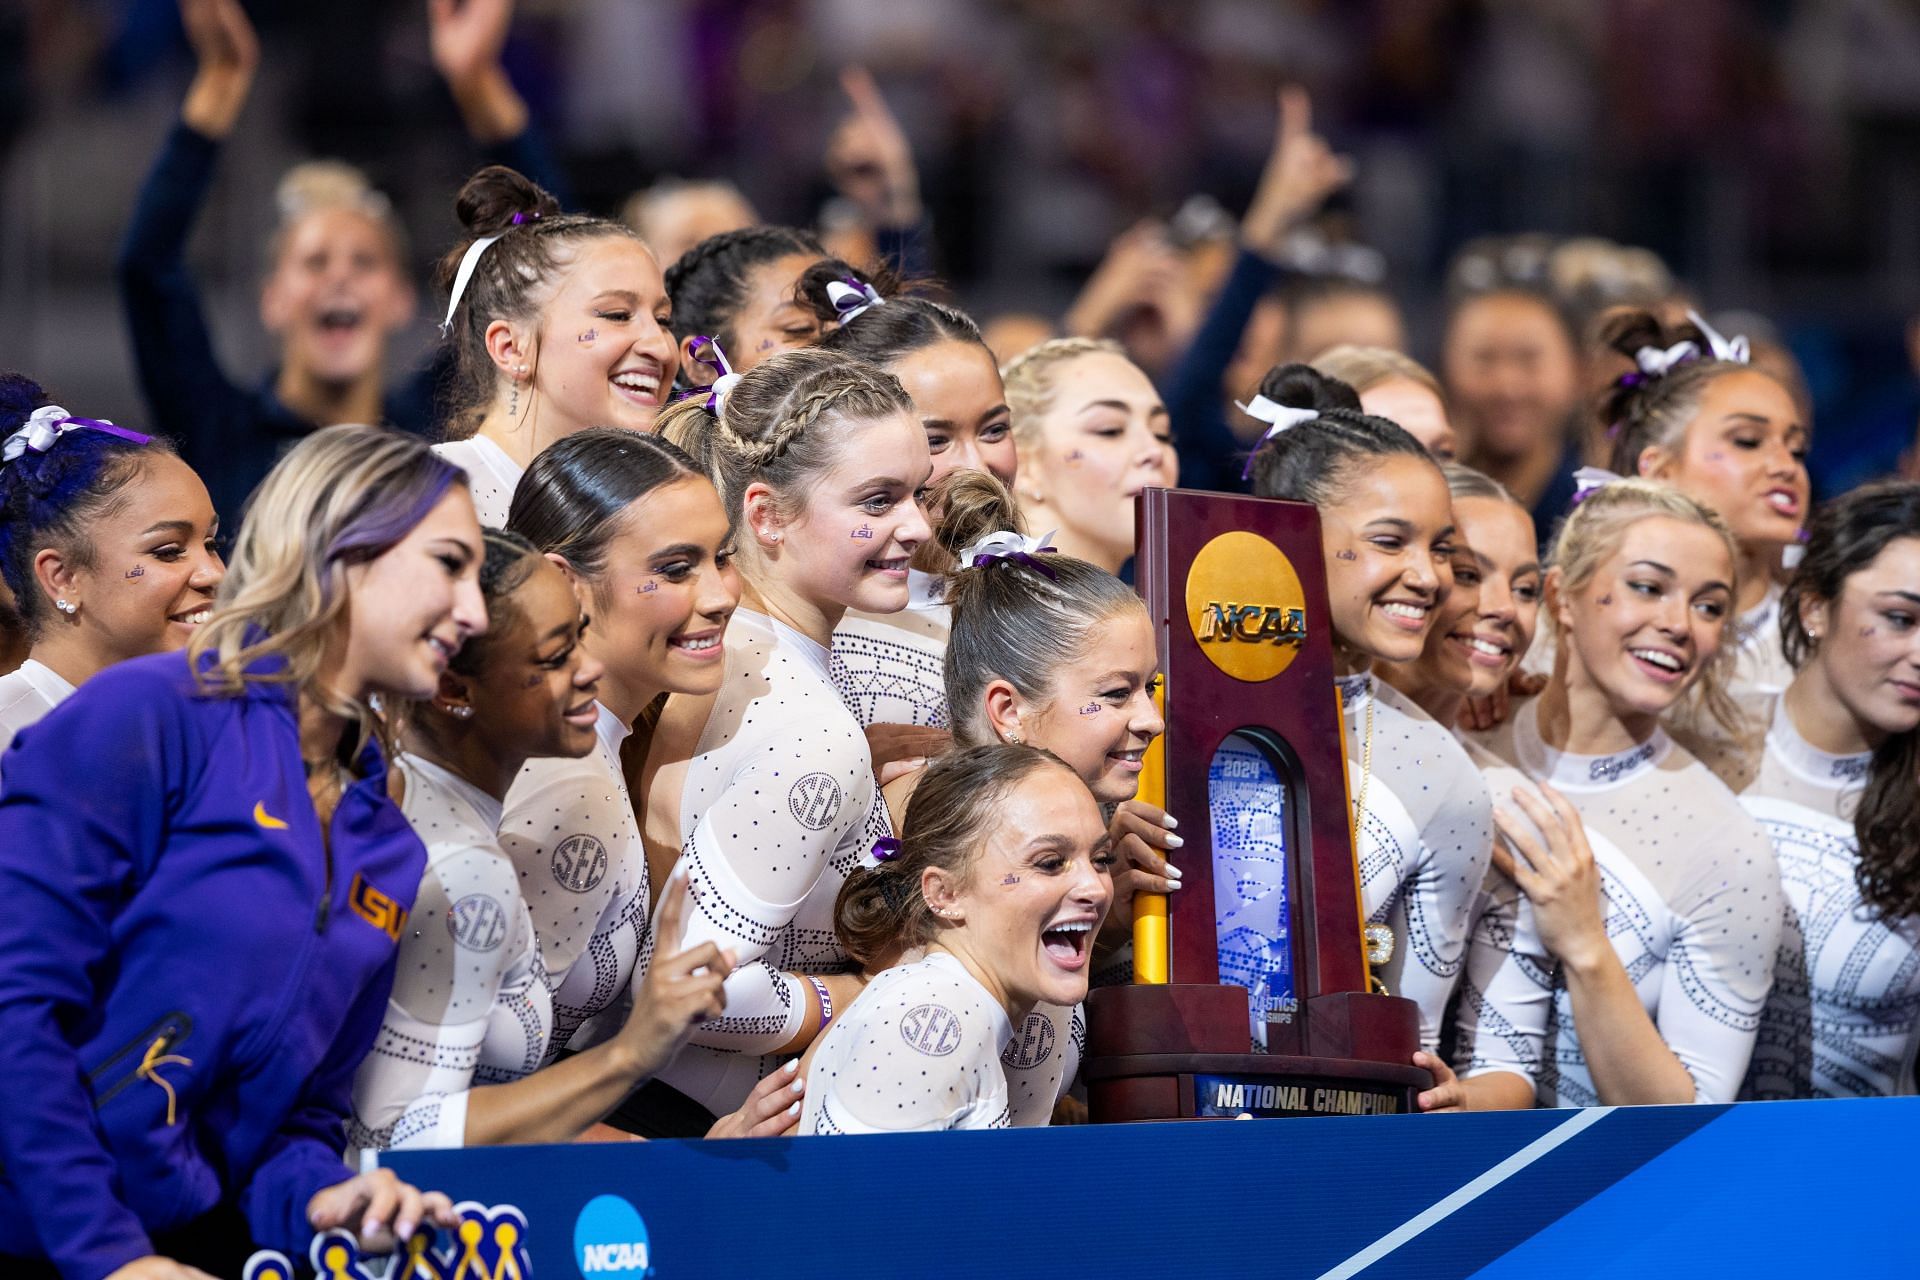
[1185,531,1308,683]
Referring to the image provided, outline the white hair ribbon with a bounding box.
[2,405,150,464]
[440,234,503,336]
[1686,309,1751,364]
[1632,341,1700,379]
[1571,466,1625,505]
[1235,395,1321,478]
[959,528,1058,572]
[825,279,885,325]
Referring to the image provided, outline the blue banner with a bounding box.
[368,1098,1920,1277]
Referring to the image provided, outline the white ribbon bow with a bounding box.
[825,279,885,324]
[1571,466,1625,502]
[958,528,1057,565]
[1632,341,1700,379]
[440,233,504,336]
[1687,309,1751,364]
[3,405,84,463]
[1235,395,1321,441]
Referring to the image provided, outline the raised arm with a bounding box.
[116,0,257,455]
[1164,87,1352,492]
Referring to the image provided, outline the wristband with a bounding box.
[806,975,834,1030]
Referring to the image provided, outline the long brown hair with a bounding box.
[1781,481,1920,920]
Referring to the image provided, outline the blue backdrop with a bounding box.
[364,1097,1919,1277]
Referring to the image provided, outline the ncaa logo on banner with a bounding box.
[576,1193,654,1276]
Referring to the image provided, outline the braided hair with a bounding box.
[1243,363,1433,504]
[437,166,646,439]
[656,347,914,528]
[1598,308,1785,477]
[664,226,828,353]
[0,374,176,641]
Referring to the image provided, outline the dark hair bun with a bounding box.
[453,165,564,239]
[1254,362,1364,414]
[0,372,50,438]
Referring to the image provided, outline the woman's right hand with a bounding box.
[706,1057,804,1139]
[1097,798,1184,951]
[616,877,732,1081]
[106,1259,216,1280]
[178,0,259,138]
[1491,782,1611,972]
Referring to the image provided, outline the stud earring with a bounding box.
[55,599,76,616]
[446,704,474,720]
[1003,731,1021,745]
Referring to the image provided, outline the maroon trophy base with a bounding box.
[1083,984,1433,1121]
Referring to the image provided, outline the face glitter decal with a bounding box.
[1335,549,1358,561]
[1079,702,1101,716]
[1000,873,1021,886]
[1861,625,1877,637]
[638,578,659,593]
[852,525,875,540]
[124,566,146,579]
[577,329,598,344]
[1598,593,1613,606]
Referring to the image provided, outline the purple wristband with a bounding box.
[806,975,834,1029]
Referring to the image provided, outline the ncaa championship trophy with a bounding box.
[1084,488,1432,1120]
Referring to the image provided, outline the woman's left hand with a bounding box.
[307,1168,459,1251]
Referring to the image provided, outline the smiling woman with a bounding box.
[0,424,477,1275]
[434,166,680,526]
[0,375,225,763]
[637,349,932,1126]
[1600,309,1811,701]
[1246,363,1493,1052]
[804,744,1113,1134]
[1451,479,1782,1110]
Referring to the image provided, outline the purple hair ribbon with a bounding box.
[1570,465,1625,507]
[685,336,744,411]
[962,529,1059,579]
[509,210,541,226]
[871,837,903,862]
[825,278,885,324]
[2,406,151,464]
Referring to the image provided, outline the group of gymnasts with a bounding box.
[1,5,1918,1277]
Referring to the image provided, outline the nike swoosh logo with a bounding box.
[253,801,289,830]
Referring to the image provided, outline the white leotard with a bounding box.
[1454,698,1782,1105]
[433,435,524,529]
[1726,697,1920,1099]
[830,571,952,729]
[800,951,1015,1134]
[499,702,651,1060]
[654,608,876,1115]
[347,755,551,1154]
[1340,673,1494,1052]
[885,946,1076,1126]
[0,660,75,772]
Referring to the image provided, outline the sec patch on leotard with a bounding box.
[1001,1011,1056,1070]
[551,833,609,893]
[447,893,509,952]
[788,773,843,831]
[900,1003,964,1056]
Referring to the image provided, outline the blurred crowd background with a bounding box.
[5,0,1920,497]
